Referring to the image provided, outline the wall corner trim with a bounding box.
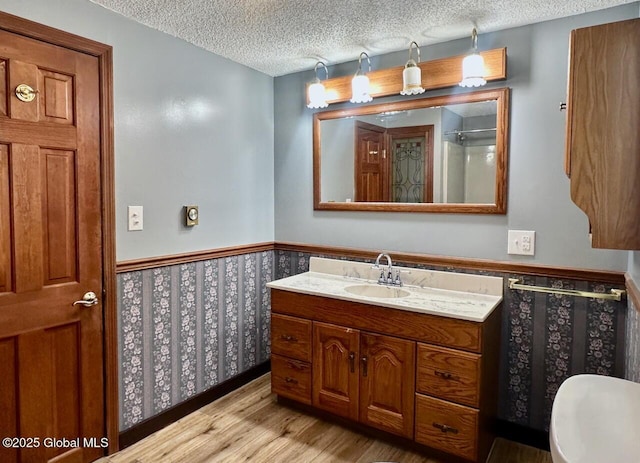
[625,273,640,311]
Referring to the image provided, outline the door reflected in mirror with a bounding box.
[314,88,509,213]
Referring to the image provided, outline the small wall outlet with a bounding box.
[508,230,535,256]
[128,206,143,231]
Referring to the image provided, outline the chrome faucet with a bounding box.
[374,253,393,271]
[373,253,402,286]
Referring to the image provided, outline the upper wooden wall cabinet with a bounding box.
[565,18,640,249]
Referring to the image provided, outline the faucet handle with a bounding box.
[387,270,393,279]
[377,271,386,284]
[393,268,410,286]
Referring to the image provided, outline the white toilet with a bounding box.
[549,374,640,463]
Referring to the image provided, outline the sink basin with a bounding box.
[344,284,410,299]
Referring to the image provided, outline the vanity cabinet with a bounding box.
[359,331,415,438]
[414,344,483,460]
[270,313,312,404]
[564,18,640,249]
[270,289,501,462]
[312,322,360,421]
[311,322,415,438]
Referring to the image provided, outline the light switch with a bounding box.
[508,230,535,256]
[128,206,143,231]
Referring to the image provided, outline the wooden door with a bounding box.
[312,322,360,420]
[0,28,104,463]
[354,122,387,202]
[359,333,415,438]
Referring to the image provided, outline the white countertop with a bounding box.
[267,257,503,322]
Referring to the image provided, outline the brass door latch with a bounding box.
[15,84,38,102]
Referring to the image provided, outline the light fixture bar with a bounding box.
[306,47,506,106]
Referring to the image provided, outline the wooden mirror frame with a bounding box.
[313,87,510,213]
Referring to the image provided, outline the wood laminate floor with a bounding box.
[99,374,552,463]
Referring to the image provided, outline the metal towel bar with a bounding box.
[508,278,626,302]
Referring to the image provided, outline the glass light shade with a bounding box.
[350,74,372,103]
[307,80,328,109]
[459,53,487,87]
[401,62,424,95]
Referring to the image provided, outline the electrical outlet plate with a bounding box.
[128,206,143,231]
[508,230,535,256]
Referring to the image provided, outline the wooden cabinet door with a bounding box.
[566,18,640,249]
[359,333,415,438]
[312,322,360,420]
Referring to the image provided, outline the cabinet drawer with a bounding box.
[271,313,312,362]
[417,343,480,408]
[415,394,478,462]
[271,354,311,404]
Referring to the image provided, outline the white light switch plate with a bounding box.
[508,230,535,256]
[128,206,143,231]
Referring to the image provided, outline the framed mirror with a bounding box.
[313,87,509,213]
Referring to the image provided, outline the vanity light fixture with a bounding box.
[307,61,329,109]
[400,41,425,95]
[459,28,487,88]
[350,52,373,103]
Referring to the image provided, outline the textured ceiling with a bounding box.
[89,0,635,76]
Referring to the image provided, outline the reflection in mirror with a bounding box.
[314,88,509,213]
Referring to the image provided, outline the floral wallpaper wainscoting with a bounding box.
[505,277,625,431]
[118,251,274,430]
[626,297,640,383]
[275,250,628,432]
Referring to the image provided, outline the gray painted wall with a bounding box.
[0,0,275,261]
[629,253,640,282]
[274,5,638,271]
[320,118,355,202]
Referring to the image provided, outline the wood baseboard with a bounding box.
[117,361,271,450]
[495,419,550,451]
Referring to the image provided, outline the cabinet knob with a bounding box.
[284,376,298,384]
[434,369,458,381]
[432,422,459,434]
[281,334,298,342]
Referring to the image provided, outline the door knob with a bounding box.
[72,291,99,307]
